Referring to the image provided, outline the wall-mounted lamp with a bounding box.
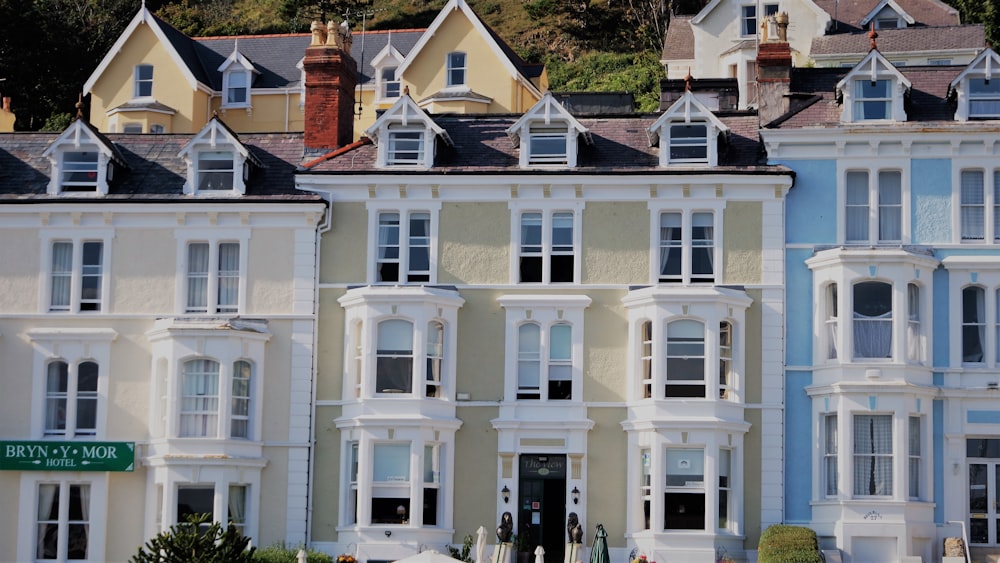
[501,485,510,503]
[571,486,581,505]
[385,530,392,538]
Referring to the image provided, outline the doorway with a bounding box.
[518,454,567,563]
[968,439,1000,545]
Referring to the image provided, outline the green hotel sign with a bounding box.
[0,441,135,472]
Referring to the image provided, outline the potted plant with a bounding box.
[513,533,531,563]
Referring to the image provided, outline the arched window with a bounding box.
[853,281,892,359]
[666,319,705,398]
[180,359,220,437]
[377,320,414,393]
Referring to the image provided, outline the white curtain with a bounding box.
[45,361,68,433]
[378,213,400,260]
[853,311,892,358]
[75,484,90,558]
[854,415,892,496]
[36,483,57,559]
[845,171,870,242]
[961,170,985,240]
[994,170,1000,240]
[877,171,901,241]
[228,485,246,528]
[50,242,73,310]
[964,287,986,362]
[518,323,541,392]
[217,243,239,311]
[180,359,219,437]
[907,284,921,362]
[187,243,209,311]
[659,213,681,278]
[691,212,714,277]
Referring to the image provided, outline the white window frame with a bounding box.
[177,357,256,440]
[46,239,107,313]
[180,137,251,196]
[16,476,109,563]
[955,166,1000,243]
[134,64,153,98]
[838,163,908,245]
[386,127,426,167]
[367,204,440,284]
[510,203,584,284]
[41,232,112,314]
[27,328,116,439]
[664,447,707,530]
[196,150,238,191]
[446,52,467,88]
[148,466,260,539]
[59,149,104,193]
[499,294,590,402]
[967,78,1000,118]
[667,123,709,164]
[175,230,249,315]
[222,69,251,108]
[824,413,838,497]
[43,359,99,438]
[380,66,401,100]
[526,126,570,165]
[339,285,463,401]
[648,203,725,285]
[908,415,922,500]
[740,3,778,37]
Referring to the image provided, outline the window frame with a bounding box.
[380,66,401,100]
[368,205,439,284]
[740,3,778,37]
[852,413,893,497]
[134,64,154,98]
[824,413,838,497]
[222,69,251,108]
[840,164,907,245]
[35,481,91,561]
[44,360,99,438]
[510,204,583,284]
[526,126,570,165]
[664,447,706,530]
[650,204,724,285]
[176,231,249,315]
[667,123,709,164]
[46,238,108,314]
[184,241,243,314]
[957,167,1000,242]
[177,357,258,440]
[196,150,237,191]
[446,52,467,88]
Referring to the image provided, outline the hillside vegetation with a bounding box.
[0,0,996,129]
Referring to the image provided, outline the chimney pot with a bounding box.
[2,97,10,112]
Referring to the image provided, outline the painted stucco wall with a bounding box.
[310,403,343,542]
[581,202,648,284]
[439,202,511,285]
[210,92,305,133]
[451,406,502,539]
[582,291,630,403]
[783,369,813,524]
[454,290,507,401]
[911,158,952,244]
[317,288,347,401]
[322,202,368,283]
[0,229,42,313]
[584,406,629,546]
[89,23,203,133]
[724,200,763,284]
[111,228,177,313]
[782,159,837,245]
[105,473,148,560]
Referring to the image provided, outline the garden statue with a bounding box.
[567,513,583,544]
[497,512,514,543]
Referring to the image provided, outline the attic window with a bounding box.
[223,70,251,107]
[198,151,236,190]
[668,124,708,163]
[381,67,401,99]
[447,52,466,87]
[969,79,1000,118]
[387,128,425,166]
[528,126,569,165]
[854,79,892,120]
[134,64,153,98]
[62,151,100,191]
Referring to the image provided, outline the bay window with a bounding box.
[376,320,414,394]
[853,414,892,497]
[425,321,444,398]
[664,448,705,530]
[178,357,256,439]
[666,320,705,398]
[908,416,922,499]
[372,443,411,524]
[718,449,731,529]
[719,322,733,399]
[824,413,838,497]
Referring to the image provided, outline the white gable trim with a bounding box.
[647,90,729,146]
[949,47,1000,89]
[692,0,828,26]
[83,6,205,95]
[506,92,590,148]
[217,44,259,74]
[42,121,120,195]
[394,0,542,98]
[860,0,915,27]
[178,119,255,195]
[364,95,451,147]
[836,49,911,92]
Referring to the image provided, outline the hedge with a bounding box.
[757,525,823,563]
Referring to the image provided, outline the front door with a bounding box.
[968,438,1000,545]
[519,454,567,563]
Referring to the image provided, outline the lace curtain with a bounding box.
[854,415,892,496]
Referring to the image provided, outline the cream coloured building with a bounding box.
[0,118,326,561]
[297,35,792,563]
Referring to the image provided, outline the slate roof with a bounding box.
[766,64,964,128]
[0,130,321,202]
[811,0,960,33]
[662,16,694,61]
[811,24,985,56]
[301,111,783,175]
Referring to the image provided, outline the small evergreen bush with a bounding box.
[757,525,823,563]
[131,513,255,563]
[253,543,334,563]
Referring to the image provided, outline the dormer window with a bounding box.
[527,126,569,165]
[649,91,728,167]
[134,64,153,98]
[669,123,708,163]
[855,79,892,120]
[198,150,236,190]
[225,71,249,106]
[741,3,778,37]
[387,127,424,166]
[364,96,452,169]
[43,120,124,196]
[382,67,401,99]
[837,50,910,123]
[950,48,1000,121]
[179,119,260,195]
[861,1,914,30]
[447,52,466,87]
[507,93,591,169]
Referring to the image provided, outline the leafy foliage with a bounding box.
[446,533,475,563]
[253,543,334,563]
[130,513,256,563]
[756,525,822,563]
[546,51,664,112]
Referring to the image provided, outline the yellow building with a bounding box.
[82,0,546,137]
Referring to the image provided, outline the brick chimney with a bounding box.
[303,20,358,152]
[757,12,792,126]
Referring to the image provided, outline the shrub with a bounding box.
[757,525,822,563]
[253,543,334,563]
[131,513,255,563]
[447,534,474,563]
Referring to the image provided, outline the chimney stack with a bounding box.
[303,20,358,152]
[757,12,792,126]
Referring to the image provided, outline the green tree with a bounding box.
[948,0,1000,46]
[130,513,256,563]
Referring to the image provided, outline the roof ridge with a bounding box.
[194,28,427,41]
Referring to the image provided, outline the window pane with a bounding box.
[963,286,986,363]
[180,359,220,437]
[659,213,682,281]
[373,443,410,481]
[408,212,431,281]
[76,361,98,435]
[50,242,73,311]
[197,151,234,190]
[877,171,901,242]
[217,243,240,312]
[518,323,541,396]
[962,170,986,240]
[45,361,69,434]
[691,212,714,280]
[231,360,251,438]
[177,487,215,523]
[388,131,423,164]
[669,124,708,161]
[846,171,870,242]
[377,212,401,282]
[853,414,893,496]
[79,241,103,311]
[853,281,892,359]
[377,320,413,393]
